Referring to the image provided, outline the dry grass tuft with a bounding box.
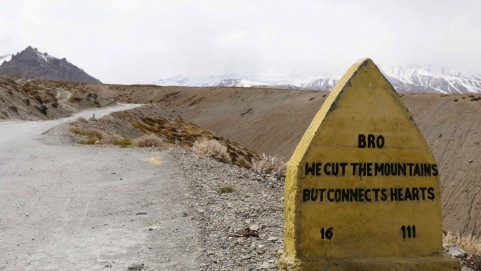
[101,134,133,147]
[69,127,105,139]
[216,186,235,194]
[444,231,481,254]
[252,153,286,177]
[99,116,111,123]
[113,138,132,148]
[236,156,252,169]
[133,134,163,147]
[75,117,88,124]
[193,139,231,163]
[78,136,99,145]
[101,133,124,144]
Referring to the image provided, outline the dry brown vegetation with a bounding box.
[193,139,231,163]
[69,126,105,139]
[67,105,258,168]
[133,134,164,147]
[252,153,286,178]
[216,186,235,194]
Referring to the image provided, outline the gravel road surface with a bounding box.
[0,104,199,270]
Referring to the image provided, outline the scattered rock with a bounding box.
[260,261,277,269]
[89,113,97,121]
[127,263,145,271]
[170,148,284,271]
[446,245,468,259]
[228,228,259,238]
[471,253,481,267]
[249,224,260,231]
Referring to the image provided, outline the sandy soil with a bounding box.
[95,85,481,237]
[0,105,199,270]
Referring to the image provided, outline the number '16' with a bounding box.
[320,227,334,240]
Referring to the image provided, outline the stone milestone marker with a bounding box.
[279,59,460,271]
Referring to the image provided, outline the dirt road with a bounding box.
[0,104,199,270]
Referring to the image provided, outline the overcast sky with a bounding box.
[1,0,480,84]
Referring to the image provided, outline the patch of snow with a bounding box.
[35,51,55,63]
[0,54,13,64]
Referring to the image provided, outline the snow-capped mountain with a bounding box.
[299,77,338,91]
[155,66,481,94]
[0,54,13,64]
[0,47,101,83]
[154,70,322,90]
[383,66,481,94]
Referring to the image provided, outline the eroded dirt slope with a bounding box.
[95,84,481,238]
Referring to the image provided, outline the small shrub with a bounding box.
[84,128,104,139]
[69,127,105,139]
[68,96,82,103]
[8,105,18,113]
[101,133,122,144]
[192,139,231,163]
[133,134,163,147]
[69,127,83,135]
[78,136,99,145]
[217,186,235,194]
[35,104,47,115]
[99,116,111,123]
[252,153,286,177]
[113,138,132,148]
[75,117,88,124]
[237,156,252,169]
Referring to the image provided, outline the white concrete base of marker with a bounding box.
[279,255,460,271]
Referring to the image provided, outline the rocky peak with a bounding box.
[0,46,101,83]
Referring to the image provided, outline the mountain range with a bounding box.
[0,47,101,83]
[155,66,481,94]
[2,46,479,94]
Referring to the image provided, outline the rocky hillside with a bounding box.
[0,47,101,83]
[0,76,112,120]
[67,105,258,169]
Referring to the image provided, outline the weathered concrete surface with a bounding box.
[0,105,199,270]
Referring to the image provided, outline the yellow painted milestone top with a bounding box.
[279,59,460,270]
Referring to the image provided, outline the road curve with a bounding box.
[0,104,199,270]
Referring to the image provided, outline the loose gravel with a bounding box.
[170,148,284,271]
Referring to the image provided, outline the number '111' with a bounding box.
[401,225,416,239]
